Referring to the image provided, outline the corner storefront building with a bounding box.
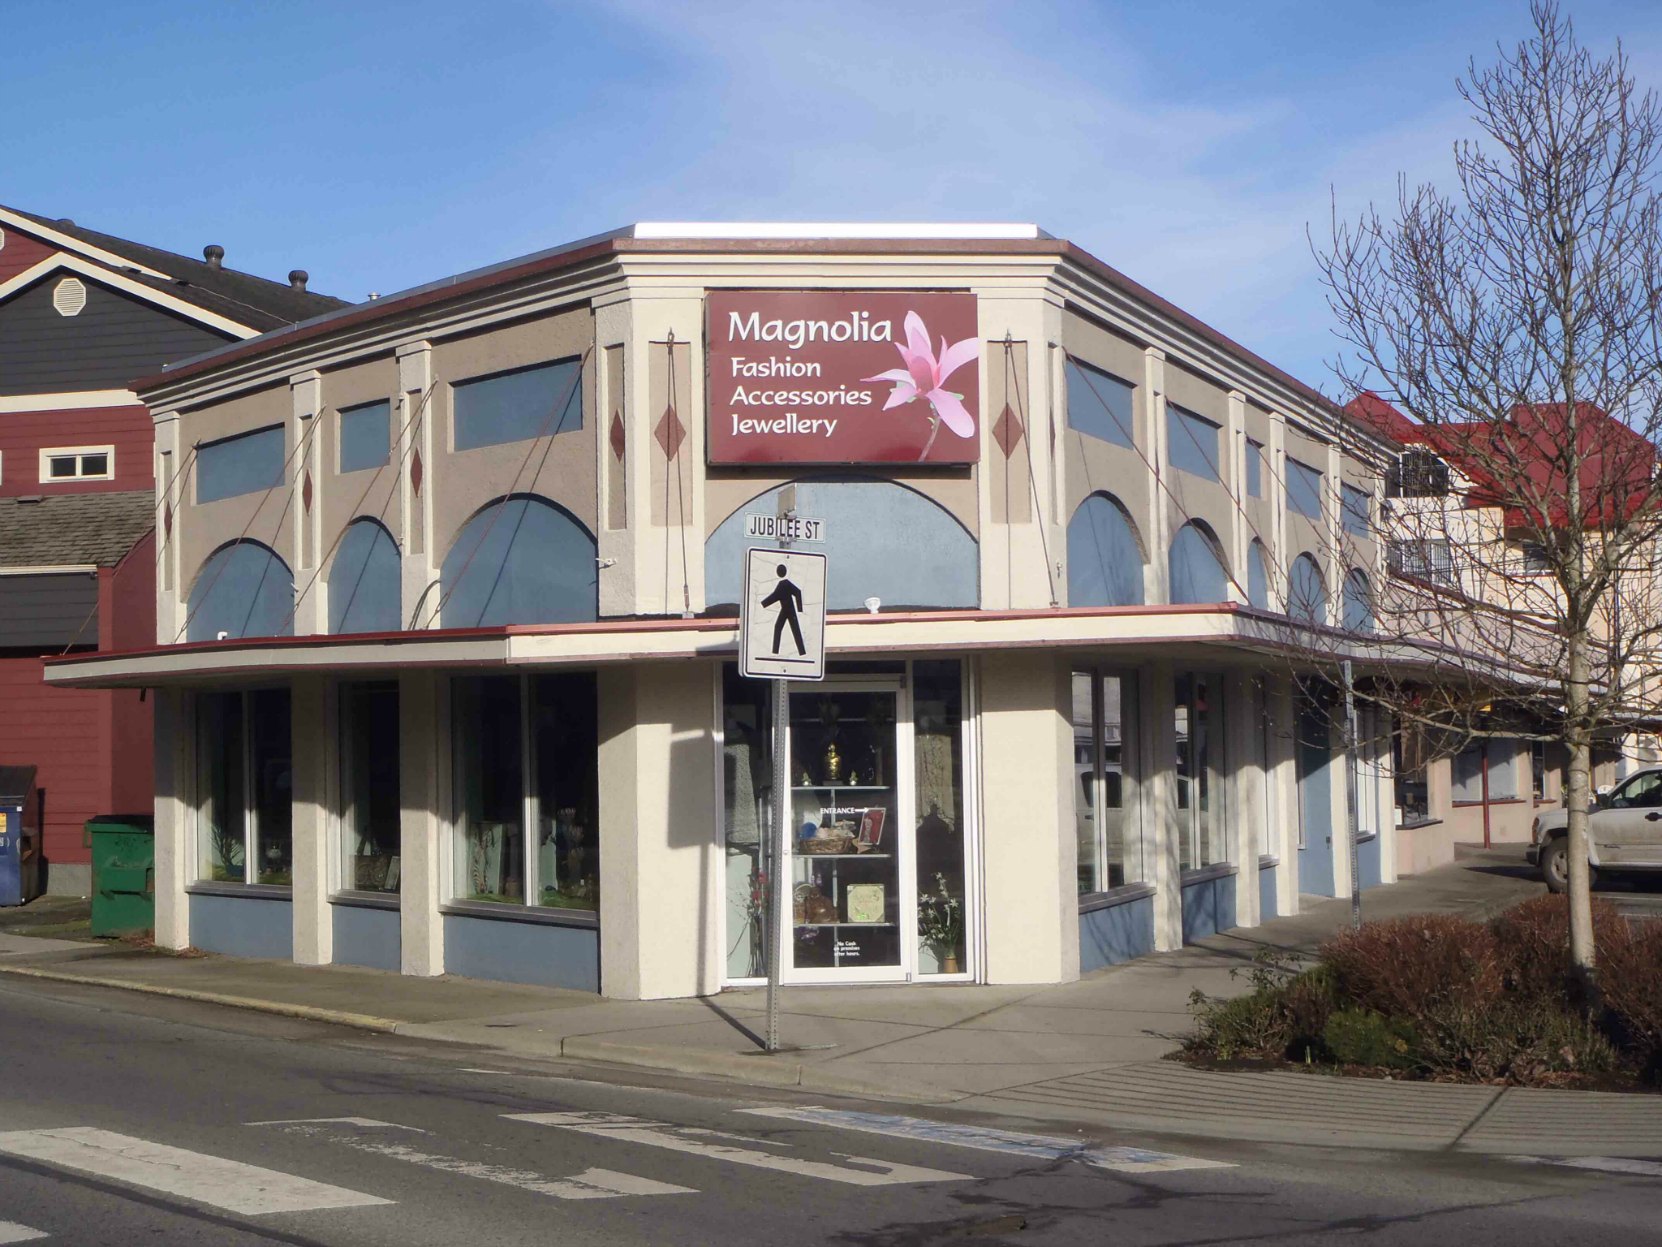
[46,224,1402,999]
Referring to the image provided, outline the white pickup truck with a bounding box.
[1528,766,1662,891]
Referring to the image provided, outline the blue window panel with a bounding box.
[187,541,294,641]
[453,359,582,452]
[1288,458,1324,519]
[196,425,285,504]
[1246,439,1264,498]
[705,479,978,611]
[1167,405,1220,481]
[1065,359,1135,449]
[1341,484,1371,536]
[329,519,401,633]
[1066,494,1145,607]
[1289,554,1327,625]
[440,495,597,627]
[1247,541,1271,609]
[1168,523,1229,604]
[339,399,391,474]
[1343,569,1375,632]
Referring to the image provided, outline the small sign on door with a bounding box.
[740,548,828,681]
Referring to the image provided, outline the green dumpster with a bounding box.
[86,815,155,938]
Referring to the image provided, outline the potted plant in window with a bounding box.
[917,872,964,974]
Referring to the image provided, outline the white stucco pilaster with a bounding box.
[290,676,331,964]
[1226,670,1260,929]
[396,341,436,630]
[594,295,635,618]
[399,670,445,975]
[1268,410,1290,609]
[290,372,326,635]
[1324,440,1345,621]
[1144,662,1183,951]
[152,688,191,950]
[1226,390,1249,600]
[1144,349,1172,604]
[1268,676,1298,915]
[153,411,184,642]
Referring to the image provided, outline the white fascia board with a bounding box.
[0,389,140,413]
[631,222,1047,241]
[0,564,98,576]
[0,254,258,339]
[0,207,171,279]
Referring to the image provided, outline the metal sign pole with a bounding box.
[765,675,788,1052]
[1342,660,1362,930]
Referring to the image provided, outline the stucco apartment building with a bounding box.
[48,224,1407,997]
[0,204,344,890]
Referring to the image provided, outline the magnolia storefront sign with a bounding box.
[706,291,981,465]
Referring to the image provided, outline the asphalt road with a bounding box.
[0,976,1659,1247]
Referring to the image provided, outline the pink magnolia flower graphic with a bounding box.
[863,311,979,460]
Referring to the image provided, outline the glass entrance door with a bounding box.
[781,681,911,982]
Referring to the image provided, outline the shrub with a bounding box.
[1414,996,1619,1082]
[1322,1009,1416,1069]
[1281,965,1339,1062]
[1320,914,1503,1024]
[1491,893,1622,1004]
[1597,917,1662,1081]
[1183,987,1290,1062]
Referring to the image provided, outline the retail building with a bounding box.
[48,224,1401,997]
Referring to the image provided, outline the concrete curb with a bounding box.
[0,964,404,1033]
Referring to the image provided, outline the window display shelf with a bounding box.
[792,784,892,792]
[794,852,891,860]
[794,921,897,929]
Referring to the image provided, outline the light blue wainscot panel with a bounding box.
[332,902,401,972]
[1357,832,1383,891]
[188,891,293,959]
[1078,889,1156,973]
[1180,868,1238,944]
[1259,858,1279,919]
[443,911,599,991]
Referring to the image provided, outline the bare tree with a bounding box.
[1316,0,1662,987]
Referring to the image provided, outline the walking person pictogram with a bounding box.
[761,564,805,656]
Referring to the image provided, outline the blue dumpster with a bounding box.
[0,767,43,907]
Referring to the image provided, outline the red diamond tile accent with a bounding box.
[302,471,314,512]
[993,403,1025,458]
[610,410,626,461]
[411,447,424,495]
[163,502,172,538]
[655,404,686,459]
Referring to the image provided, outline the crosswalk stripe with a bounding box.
[740,1107,1235,1174]
[261,1119,693,1200]
[0,1128,391,1216]
[1510,1155,1662,1178]
[0,1222,46,1244]
[507,1112,971,1187]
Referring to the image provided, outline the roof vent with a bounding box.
[16,495,42,505]
[367,292,380,300]
[203,244,224,270]
[56,218,74,227]
[52,278,87,317]
[288,269,308,292]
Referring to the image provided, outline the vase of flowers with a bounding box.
[917,872,964,974]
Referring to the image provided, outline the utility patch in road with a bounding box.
[1510,1155,1662,1178]
[0,1128,391,1216]
[739,1107,1234,1174]
[508,1112,970,1187]
[0,1222,45,1244]
[261,1118,692,1201]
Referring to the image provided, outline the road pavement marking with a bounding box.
[0,1223,46,1244]
[739,1107,1235,1174]
[248,1117,425,1131]
[262,1120,692,1201]
[0,1128,391,1216]
[1510,1155,1662,1178]
[507,1111,971,1187]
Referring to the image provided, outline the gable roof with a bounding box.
[0,491,154,568]
[0,204,350,332]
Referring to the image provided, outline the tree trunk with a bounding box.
[1564,626,1598,994]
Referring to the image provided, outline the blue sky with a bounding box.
[5,0,1660,391]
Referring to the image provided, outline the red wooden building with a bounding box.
[0,205,345,893]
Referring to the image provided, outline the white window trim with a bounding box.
[39,444,115,483]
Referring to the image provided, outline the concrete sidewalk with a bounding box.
[4,848,1658,1155]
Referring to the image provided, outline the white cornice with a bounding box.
[0,389,141,413]
[0,207,170,279]
[0,253,259,340]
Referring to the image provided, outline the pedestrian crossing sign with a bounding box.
[740,547,828,680]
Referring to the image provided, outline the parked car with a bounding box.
[1528,766,1662,891]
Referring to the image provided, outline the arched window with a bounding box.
[440,495,597,628]
[329,519,401,634]
[1343,568,1375,633]
[706,478,978,611]
[1246,540,1271,610]
[1168,521,1229,604]
[187,541,294,642]
[1066,493,1145,607]
[1289,553,1327,625]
